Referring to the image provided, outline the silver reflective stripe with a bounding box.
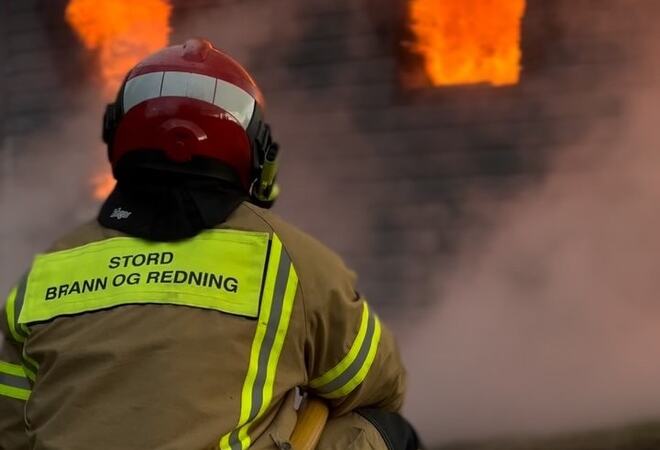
[123,71,165,112]
[185,73,218,102]
[315,311,377,395]
[213,79,256,129]
[122,71,256,129]
[227,252,292,450]
[249,255,290,418]
[161,71,217,103]
[0,372,31,391]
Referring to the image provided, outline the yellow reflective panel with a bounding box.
[20,230,270,323]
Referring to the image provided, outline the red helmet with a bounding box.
[103,38,276,193]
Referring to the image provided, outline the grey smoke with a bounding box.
[403,37,660,446]
[4,2,660,448]
[0,0,304,294]
[0,105,105,292]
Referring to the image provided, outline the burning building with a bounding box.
[0,0,654,314]
[2,0,660,446]
[65,0,173,198]
[65,0,172,98]
[409,0,526,87]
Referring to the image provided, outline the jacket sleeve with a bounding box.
[301,251,406,416]
[0,285,32,450]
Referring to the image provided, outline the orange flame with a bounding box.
[65,0,172,97]
[66,0,172,200]
[92,171,117,200]
[409,0,526,87]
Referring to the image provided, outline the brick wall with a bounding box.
[182,0,658,313]
[0,0,84,136]
[1,0,658,314]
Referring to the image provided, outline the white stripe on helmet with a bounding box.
[123,71,256,129]
[162,71,217,103]
[213,79,257,130]
[123,71,165,112]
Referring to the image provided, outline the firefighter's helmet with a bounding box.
[103,38,279,204]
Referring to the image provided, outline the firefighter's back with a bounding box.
[0,38,420,450]
[17,203,313,450]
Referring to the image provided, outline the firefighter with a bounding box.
[0,38,421,450]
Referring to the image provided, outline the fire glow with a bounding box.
[66,0,172,96]
[65,0,172,200]
[409,0,526,87]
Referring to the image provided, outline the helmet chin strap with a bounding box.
[250,143,280,209]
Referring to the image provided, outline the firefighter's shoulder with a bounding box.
[48,220,124,253]
[230,202,357,296]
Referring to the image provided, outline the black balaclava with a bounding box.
[98,153,249,242]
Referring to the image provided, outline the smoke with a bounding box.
[173,0,385,258]
[403,25,660,447]
[171,0,295,63]
[7,1,660,447]
[0,101,105,293]
[0,0,304,295]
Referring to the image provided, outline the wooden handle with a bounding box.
[289,398,330,450]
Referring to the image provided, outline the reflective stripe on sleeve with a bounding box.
[309,302,382,399]
[0,361,31,401]
[21,347,38,382]
[5,275,30,343]
[5,275,38,380]
[219,234,299,450]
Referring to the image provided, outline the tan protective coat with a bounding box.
[0,203,405,450]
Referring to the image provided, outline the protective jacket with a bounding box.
[0,202,405,450]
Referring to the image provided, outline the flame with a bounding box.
[65,0,172,97]
[92,171,116,200]
[66,0,172,200]
[409,0,526,87]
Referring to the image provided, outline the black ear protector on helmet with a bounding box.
[102,76,129,165]
[102,103,121,148]
[246,108,280,208]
